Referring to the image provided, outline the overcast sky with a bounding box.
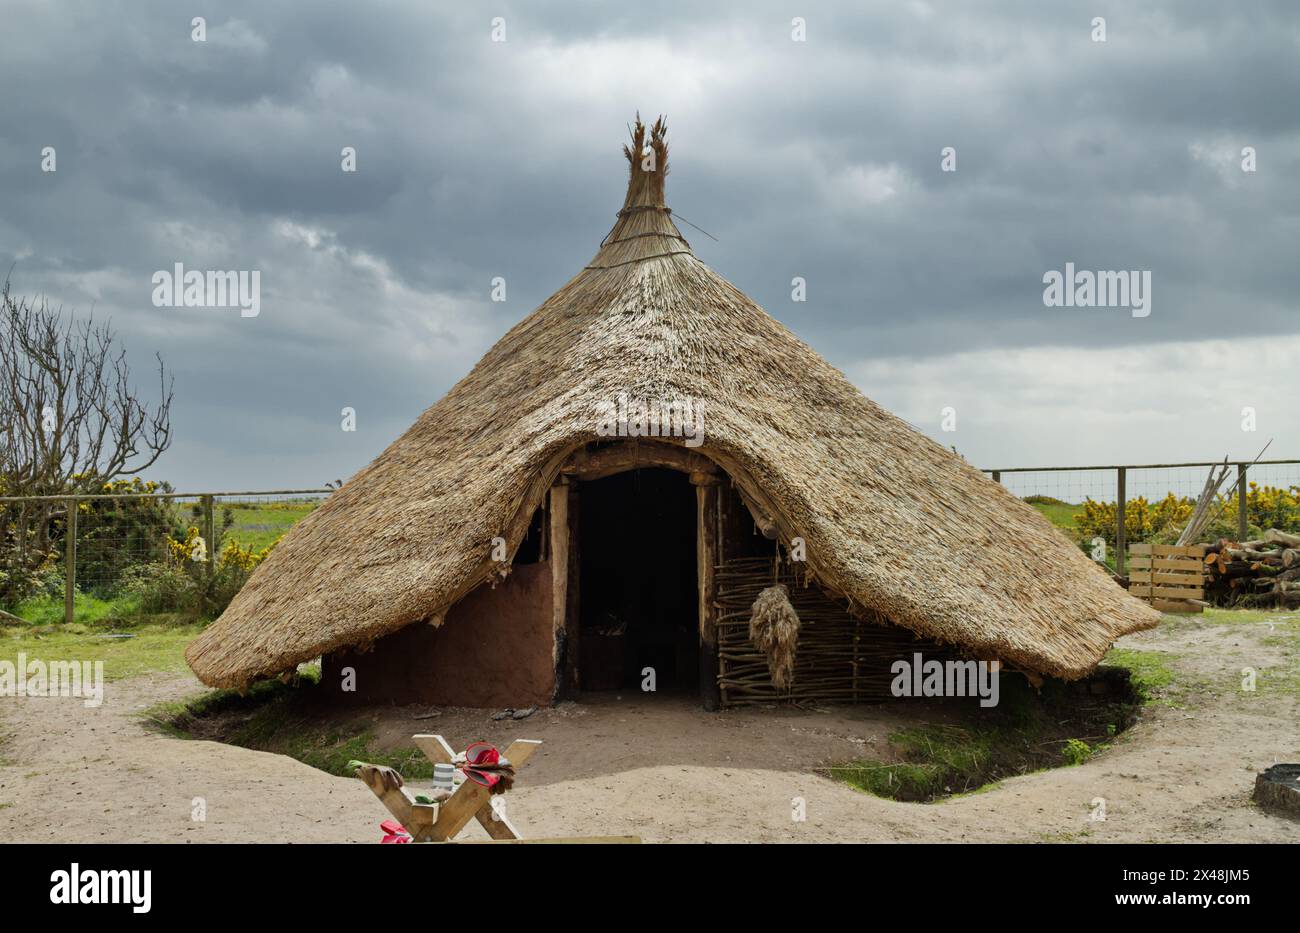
[2,1,1297,495]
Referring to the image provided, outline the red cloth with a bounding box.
[379,819,411,844]
[461,742,515,793]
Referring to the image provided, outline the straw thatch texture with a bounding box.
[186,116,1159,690]
[748,584,801,690]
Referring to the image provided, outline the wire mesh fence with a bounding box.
[3,459,1300,622]
[0,489,331,623]
[985,459,1300,572]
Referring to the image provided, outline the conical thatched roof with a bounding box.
[186,116,1158,690]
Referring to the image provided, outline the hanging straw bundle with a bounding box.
[748,584,801,690]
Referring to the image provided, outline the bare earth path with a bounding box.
[2,617,1297,843]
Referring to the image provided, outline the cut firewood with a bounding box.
[1264,529,1300,548]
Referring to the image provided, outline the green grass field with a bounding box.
[4,500,321,627]
[14,592,145,627]
[221,501,320,551]
[1027,500,1082,534]
[1,621,202,681]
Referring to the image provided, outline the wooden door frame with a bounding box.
[551,441,722,709]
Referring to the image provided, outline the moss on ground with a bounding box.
[828,671,1137,802]
[1104,647,1178,704]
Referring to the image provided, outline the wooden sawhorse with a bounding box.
[355,734,541,843]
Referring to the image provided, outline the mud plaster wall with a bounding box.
[322,562,555,708]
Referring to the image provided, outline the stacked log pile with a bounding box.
[1202,529,1300,609]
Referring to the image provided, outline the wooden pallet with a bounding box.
[1127,543,1206,613]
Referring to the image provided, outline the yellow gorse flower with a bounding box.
[1074,483,1300,543]
[167,526,206,563]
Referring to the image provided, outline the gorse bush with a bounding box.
[0,473,56,608]
[0,547,57,609]
[146,526,281,619]
[1247,483,1300,531]
[115,526,280,620]
[1073,483,1300,546]
[2,478,181,607]
[120,563,192,614]
[75,478,179,597]
[2,480,301,619]
[1075,494,1194,544]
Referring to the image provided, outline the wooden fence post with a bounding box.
[1115,467,1127,575]
[202,495,215,571]
[1237,464,1249,541]
[64,496,77,624]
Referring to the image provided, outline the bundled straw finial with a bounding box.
[621,113,669,210]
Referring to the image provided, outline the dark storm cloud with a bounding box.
[0,0,1297,485]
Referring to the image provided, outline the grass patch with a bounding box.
[829,671,1138,801]
[1200,607,1299,628]
[0,620,200,681]
[1248,616,1300,699]
[146,667,434,779]
[1104,647,1177,704]
[1131,608,1300,703]
[1025,497,1081,534]
[1037,828,1095,842]
[835,724,995,800]
[144,675,303,736]
[1253,666,1300,699]
[9,592,176,628]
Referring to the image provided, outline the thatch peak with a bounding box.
[620,114,669,211]
[591,113,689,270]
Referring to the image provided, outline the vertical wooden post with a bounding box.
[1237,463,1249,541]
[564,480,581,692]
[1115,467,1127,575]
[548,480,570,700]
[991,471,1001,484]
[691,472,721,711]
[64,496,77,625]
[202,495,215,572]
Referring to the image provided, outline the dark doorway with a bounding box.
[578,468,698,694]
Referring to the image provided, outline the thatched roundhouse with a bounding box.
[186,116,1158,709]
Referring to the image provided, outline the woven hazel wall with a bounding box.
[715,556,955,707]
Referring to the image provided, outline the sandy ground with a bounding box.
[1,616,1297,843]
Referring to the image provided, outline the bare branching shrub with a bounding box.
[0,279,174,606]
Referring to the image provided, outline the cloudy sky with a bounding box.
[2,1,1297,494]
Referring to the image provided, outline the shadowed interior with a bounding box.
[578,468,698,694]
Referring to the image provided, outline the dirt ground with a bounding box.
[1,614,1298,843]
